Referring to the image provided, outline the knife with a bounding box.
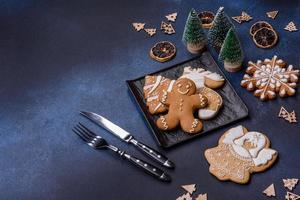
[80,111,175,169]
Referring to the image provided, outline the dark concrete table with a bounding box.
[1,0,299,199]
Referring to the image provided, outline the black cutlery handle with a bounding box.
[129,138,175,169]
[122,152,171,182]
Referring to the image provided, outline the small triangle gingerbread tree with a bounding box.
[286,192,300,200]
[283,178,299,190]
[181,184,196,194]
[182,8,207,54]
[208,7,234,50]
[263,183,276,197]
[219,28,244,72]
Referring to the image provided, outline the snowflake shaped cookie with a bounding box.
[241,55,299,101]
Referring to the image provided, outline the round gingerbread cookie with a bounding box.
[198,87,223,120]
[204,125,278,184]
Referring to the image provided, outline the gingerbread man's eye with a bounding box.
[177,84,182,87]
[186,85,190,89]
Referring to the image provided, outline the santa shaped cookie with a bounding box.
[156,78,208,133]
[143,75,175,114]
[205,125,278,184]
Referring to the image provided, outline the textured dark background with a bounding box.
[0,0,299,199]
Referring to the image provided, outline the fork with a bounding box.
[72,123,171,182]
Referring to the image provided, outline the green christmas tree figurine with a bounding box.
[182,8,207,54]
[208,7,233,50]
[219,28,244,72]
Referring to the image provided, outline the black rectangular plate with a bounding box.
[126,51,248,148]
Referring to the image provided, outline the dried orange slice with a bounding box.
[253,27,278,48]
[150,41,176,62]
[198,11,215,29]
[250,21,273,36]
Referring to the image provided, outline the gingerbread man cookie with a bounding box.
[143,75,175,114]
[205,125,278,184]
[156,78,208,133]
[180,67,224,120]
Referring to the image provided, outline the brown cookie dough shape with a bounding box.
[204,125,278,184]
[156,78,208,134]
[143,75,175,114]
[198,87,223,120]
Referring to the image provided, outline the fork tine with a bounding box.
[76,125,94,139]
[74,126,93,141]
[72,128,89,142]
[78,123,97,137]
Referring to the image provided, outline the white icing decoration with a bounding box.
[246,82,252,88]
[280,89,286,96]
[148,75,162,94]
[143,81,158,90]
[161,91,168,103]
[189,119,199,132]
[160,116,168,129]
[222,126,277,166]
[252,149,276,166]
[206,73,225,81]
[147,95,158,102]
[167,80,175,92]
[234,132,265,158]
[198,109,216,119]
[180,66,224,89]
[231,145,252,158]
[153,102,162,112]
[223,125,244,145]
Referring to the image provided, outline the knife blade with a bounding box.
[80,111,175,169]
